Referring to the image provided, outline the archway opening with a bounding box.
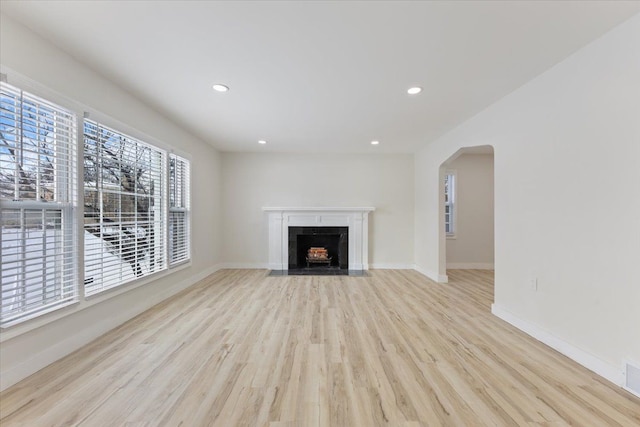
[439,145,495,306]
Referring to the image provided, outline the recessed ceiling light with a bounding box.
[258,140,267,144]
[371,140,379,145]
[407,86,422,95]
[212,84,229,92]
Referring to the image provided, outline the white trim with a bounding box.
[0,263,223,391]
[413,265,448,283]
[624,387,640,399]
[491,304,625,388]
[216,263,416,271]
[1,66,80,114]
[223,263,420,271]
[623,359,640,398]
[220,263,270,269]
[369,263,415,270]
[446,262,495,270]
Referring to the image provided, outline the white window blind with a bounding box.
[83,119,166,296]
[169,154,190,265]
[0,82,77,325]
[444,172,456,235]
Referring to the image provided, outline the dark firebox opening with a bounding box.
[288,226,348,270]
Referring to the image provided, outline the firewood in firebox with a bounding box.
[308,247,329,259]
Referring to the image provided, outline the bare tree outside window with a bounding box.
[1,82,76,324]
[0,93,59,202]
[83,120,165,295]
[1,80,189,326]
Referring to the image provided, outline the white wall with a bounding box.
[0,15,223,390]
[445,153,494,269]
[222,152,414,268]
[415,15,640,386]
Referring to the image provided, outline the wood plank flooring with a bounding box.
[1,269,639,426]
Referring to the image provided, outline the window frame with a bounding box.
[0,80,79,326]
[82,118,168,296]
[444,170,456,238]
[168,153,191,266]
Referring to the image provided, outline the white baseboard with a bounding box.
[225,262,417,272]
[0,263,223,392]
[370,263,415,270]
[220,262,270,269]
[413,265,448,283]
[447,262,494,270]
[491,304,624,388]
[224,262,409,271]
[623,359,640,398]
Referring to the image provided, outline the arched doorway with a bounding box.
[439,145,495,305]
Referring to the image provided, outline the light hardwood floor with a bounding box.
[1,269,639,426]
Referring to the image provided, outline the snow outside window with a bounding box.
[169,154,190,266]
[0,82,77,325]
[83,119,166,296]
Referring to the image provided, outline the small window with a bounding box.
[169,154,190,265]
[444,171,456,236]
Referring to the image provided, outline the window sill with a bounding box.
[84,261,191,301]
[0,261,192,342]
[446,234,457,240]
[0,300,81,329]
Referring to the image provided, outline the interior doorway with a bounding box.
[439,146,495,302]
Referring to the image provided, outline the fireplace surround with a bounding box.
[263,207,374,271]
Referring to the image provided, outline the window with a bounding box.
[83,119,166,296]
[0,82,77,325]
[1,78,192,327]
[169,154,190,265]
[444,171,456,236]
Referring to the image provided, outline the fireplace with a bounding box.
[263,207,374,271]
[288,226,348,270]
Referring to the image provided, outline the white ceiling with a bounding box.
[2,1,639,153]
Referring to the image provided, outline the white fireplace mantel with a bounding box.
[263,207,375,270]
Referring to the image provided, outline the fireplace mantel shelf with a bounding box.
[264,207,374,271]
